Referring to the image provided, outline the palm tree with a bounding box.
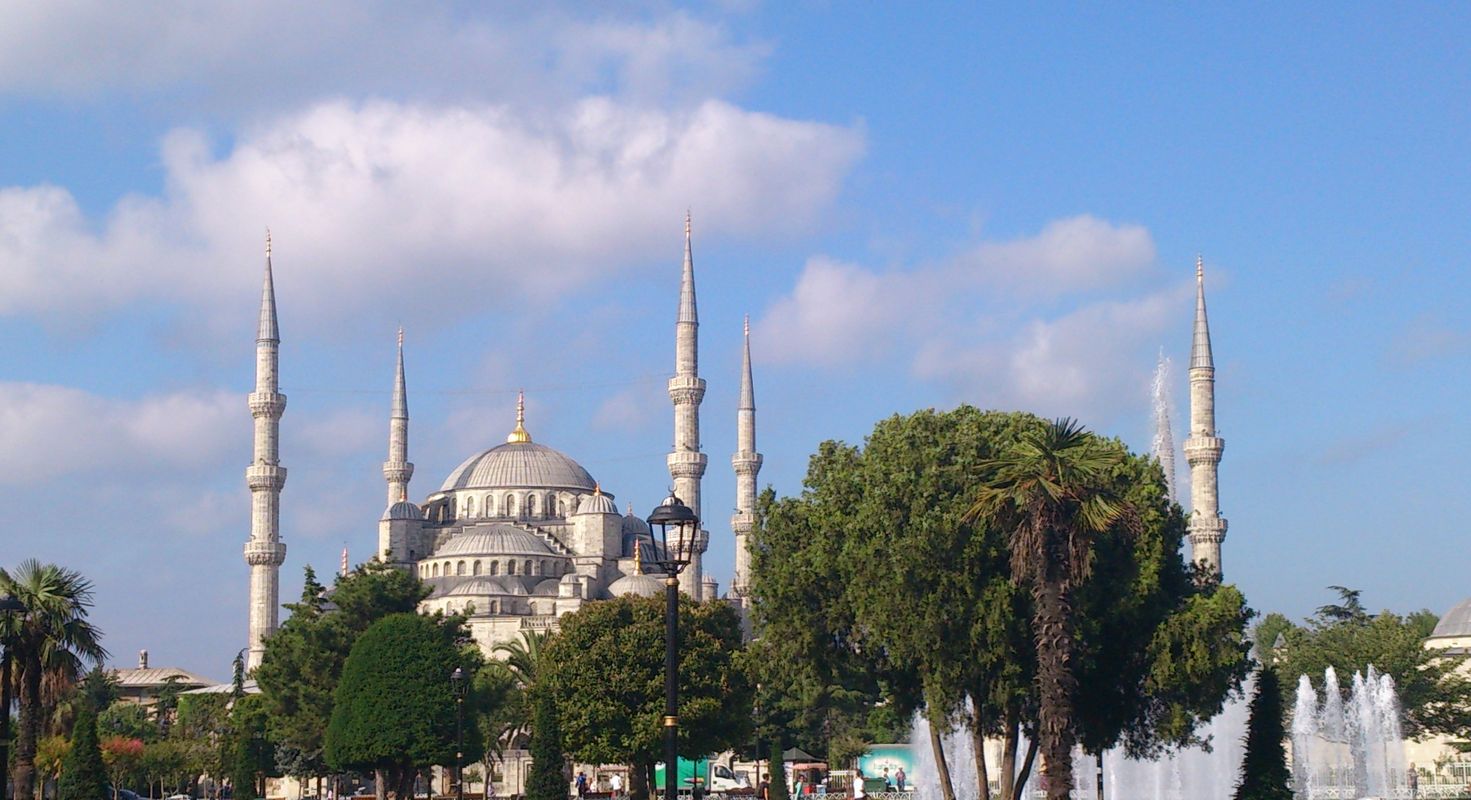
[486,631,551,788]
[965,419,1135,800]
[491,629,549,692]
[0,561,108,800]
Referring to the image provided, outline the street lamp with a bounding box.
[0,594,27,800]
[647,495,699,800]
[451,666,466,800]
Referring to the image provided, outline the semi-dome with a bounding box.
[577,489,618,515]
[440,441,597,492]
[448,577,528,597]
[607,573,665,598]
[381,500,424,521]
[1431,598,1471,639]
[436,525,556,558]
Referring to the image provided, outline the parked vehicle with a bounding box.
[654,757,751,795]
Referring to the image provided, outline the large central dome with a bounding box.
[440,441,597,492]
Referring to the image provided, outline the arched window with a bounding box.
[432,563,440,577]
[528,494,538,517]
[546,494,556,517]
[466,496,476,517]
[457,561,466,576]
[540,560,549,576]
[524,559,533,576]
[508,560,517,576]
[490,600,498,614]
[473,560,482,575]
[506,494,517,516]
[557,500,566,518]
[486,494,495,516]
[490,560,499,576]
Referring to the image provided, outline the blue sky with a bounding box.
[1,3,1468,679]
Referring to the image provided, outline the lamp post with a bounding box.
[0,594,27,800]
[647,496,698,800]
[451,666,466,800]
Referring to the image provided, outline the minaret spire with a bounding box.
[668,211,708,598]
[507,390,532,444]
[1183,256,1227,575]
[731,315,762,612]
[383,327,414,506]
[244,229,288,671]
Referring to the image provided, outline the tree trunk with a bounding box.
[926,716,955,800]
[375,769,388,800]
[968,704,989,800]
[14,659,41,800]
[999,710,1018,800]
[1033,575,1077,800]
[1013,737,1038,800]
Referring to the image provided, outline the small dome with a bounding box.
[608,573,665,599]
[435,525,556,558]
[381,500,424,521]
[577,490,618,516]
[447,577,527,597]
[441,441,597,492]
[1431,598,1471,639]
[622,505,651,536]
[531,578,561,597]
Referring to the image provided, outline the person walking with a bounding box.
[852,771,865,800]
[576,771,588,798]
[610,773,624,800]
[894,769,905,793]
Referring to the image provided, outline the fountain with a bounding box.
[1151,352,1179,505]
[1290,666,1407,799]
[903,666,1408,799]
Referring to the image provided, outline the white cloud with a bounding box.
[0,4,767,109]
[0,98,864,330]
[0,383,241,484]
[756,257,926,365]
[955,214,1156,295]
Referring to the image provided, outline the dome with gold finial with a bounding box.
[438,392,598,492]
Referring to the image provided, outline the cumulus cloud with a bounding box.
[757,215,1189,423]
[0,383,241,484]
[0,98,864,330]
[0,4,767,109]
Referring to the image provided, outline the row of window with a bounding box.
[420,558,571,579]
[429,491,582,523]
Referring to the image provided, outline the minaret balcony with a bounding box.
[1183,436,1224,465]
[246,463,287,491]
[667,375,707,404]
[667,451,708,477]
[1187,514,1227,543]
[382,460,415,483]
[243,539,287,566]
[248,391,287,418]
[730,511,755,534]
[732,452,763,472]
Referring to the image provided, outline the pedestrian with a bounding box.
[759,778,770,800]
[894,768,905,793]
[610,773,624,800]
[576,771,588,798]
[882,769,891,791]
[853,771,865,800]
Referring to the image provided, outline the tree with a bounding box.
[58,702,106,800]
[524,688,566,800]
[751,408,1249,800]
[0,561,108,800]
[964,418,1137,800]
[1234,668,1291,800]
[35,736,70,800]
[98,705,154,742]
[539,595,752,800]
[323,613,481,800]
[229,695,276,800]
[256,563,431,790]
[100,737,145,799]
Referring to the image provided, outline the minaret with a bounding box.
[1183,256,1227,575]
[730,315,762,607]
[383,327,414,505]
[244,230,288,672]
[668,212,708,598]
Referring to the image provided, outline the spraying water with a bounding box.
[1291,666,1407,798]
[1151,351,1178,504]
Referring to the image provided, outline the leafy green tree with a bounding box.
[539,595,752,800]
[98,705,154,742]
[58,702,106,800]
[524,689,566,800]
[256,562,432,790]
[35,735,70,797]
[324,613,481,800]
[1234,668,1291,800]
[100,737,145,798]
[229,694,276,800]
[0,560,108,800]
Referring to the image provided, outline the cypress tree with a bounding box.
[59,702,107,800]
[767,741,789,800]
[1234,668,1292,800]
[526,689,567,800]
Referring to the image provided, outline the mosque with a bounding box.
[240,216,762,669]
